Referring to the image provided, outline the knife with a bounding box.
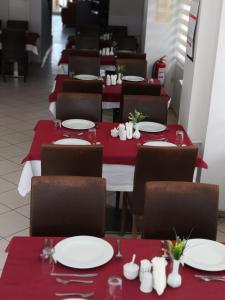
[50,272,98,277]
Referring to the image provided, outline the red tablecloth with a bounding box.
[0,236,224,299]
[22,120,207,169]
[49,74,169,103]
[58,49,116,66]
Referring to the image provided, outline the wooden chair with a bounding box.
[122,81,161,96]
[142,181,219,240]
[1,29,28,82]
[117,58,147,78]
[76,36,99,50]
[116,52,146,59]
[107,25,128,38]
[6,20,29,30]
[68,55,100,76]
[122,145,198,237]
[30,176,106,237]
[116,36,138,52]
[121,95,168,124]
[62,78,102,93]
[41,144,103,177]
[56,92,102,121]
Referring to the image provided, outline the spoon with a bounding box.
[115,239,123,259]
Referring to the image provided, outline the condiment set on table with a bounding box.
[111,122,140,140]
[106,73,122,85]
[99,47,114,56]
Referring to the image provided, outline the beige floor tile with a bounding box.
[15,204,30,219]
[7,155,24,165]
[0,239,9,270]
[6,229,30,241]
[0,189,29,209]
[216,230,225,242]
[2,170,22,185]
[0,160,21,176]
[0,178,15,193]
[1,133,31,144]
[0,204,11,215]
[217,221,225,233]
[0,145,27,159]
[0,211,29,237]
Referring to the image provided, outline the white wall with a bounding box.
[108,0,145,39]
[179,0,222,142]
[143,0,179,102]
[201,1,225,210]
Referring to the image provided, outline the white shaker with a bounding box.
[140,272,153,293]
[106,75,111,86]
[118,124,126,141]
[139,259,152,282]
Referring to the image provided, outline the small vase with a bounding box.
[167,259,182,288]
[133,123,141,139]
[117,73,122,85]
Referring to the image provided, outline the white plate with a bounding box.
[53,236,114,269]
[143,141,176,147]
[54,138,90,145]
[62,119,95,130]
[138,122,167,133]
[74,74,99,80]
[122,75,145,82]
[183,239,225,271]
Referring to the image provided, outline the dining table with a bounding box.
[0,236,224,299]
[18,120,207,197]
[0,32,39,55]
[48,75,170,116]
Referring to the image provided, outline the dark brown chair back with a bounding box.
[68,56,100,76]
[116,36,138,52]
[2,29,26,59]
[107,25,128,38]
[56,92,102,121]
[143,181,219,240]
[77,25,100,36]
[76,36,99,50]
[6,20,28,30]
[121,95,168,124]
[132,146,198,215]
[117,58,147,78]
[41,144,103,177]
[68,49,99,57]
[62,79,103,93]
[30,176,106,237]
[116,52,146,59]
[122,81,161,96]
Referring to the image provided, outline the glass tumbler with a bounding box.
[53,119,61,130]
[176,130,184,146]
[107,276,122,300]
[88,128,96,144]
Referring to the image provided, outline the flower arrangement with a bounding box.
[116,64,126,74]
[167,236,187,261]
[128,109,146,123]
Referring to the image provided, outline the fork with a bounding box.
[195,274,225,281]
[56,278,94,284]
[55,292,94,298]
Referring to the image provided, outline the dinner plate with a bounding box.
[143,141,176,147]
[138,122,167,133]
[53,236,114,269]
[122,75,145,82]
[62,119,95,130]
[54,138,90,145]
[183,239,225,271]
[74,74,99,80]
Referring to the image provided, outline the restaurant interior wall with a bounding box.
[143,0,179,110]
[178,0,225,209]
[108,0,145,43]
[0,0,52,63]
[201,0,225,211]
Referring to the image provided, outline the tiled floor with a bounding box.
[0,15,224,275]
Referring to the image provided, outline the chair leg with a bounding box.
[120,192,127,236]
[132,214,138,238]
[116,192,120,210]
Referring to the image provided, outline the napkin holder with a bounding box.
[118,124,126,141]
[151,256,167,296]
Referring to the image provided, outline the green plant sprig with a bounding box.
[128,109,146,123]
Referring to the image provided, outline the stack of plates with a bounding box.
[53,236,114,269]
[54,138,90,145]
[183,239,225,271]
[143,141,176,147]
[122,75,145,82]
[138,122,167,133]
[62,119,95,130]
[74,74,99,80]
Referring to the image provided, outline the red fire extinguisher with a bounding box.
[152,56,166,85]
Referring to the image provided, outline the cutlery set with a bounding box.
[195,274,225,282]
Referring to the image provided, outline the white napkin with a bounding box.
[151,257,167,296]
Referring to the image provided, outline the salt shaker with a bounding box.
[139,259,152,282]
[140,272,153,293]
[106,74,111,86]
